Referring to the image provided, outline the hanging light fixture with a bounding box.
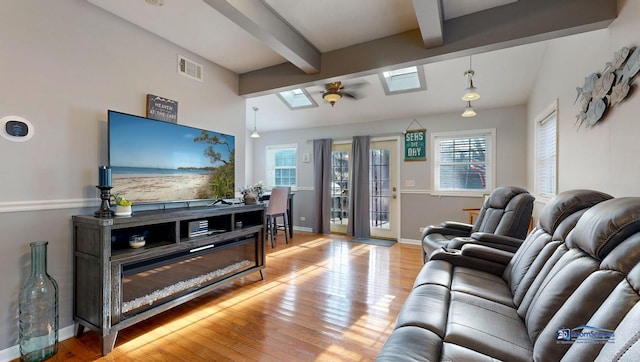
[250,106,260,138]
[461,57,480,102]
[322,82,343,107]
[461,101,477,117]
[322,91,342,106]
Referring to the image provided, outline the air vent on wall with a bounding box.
[178,55,203,82]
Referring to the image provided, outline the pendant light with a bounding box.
[250,107,260,138]
[461,101,477,118]
[462,56,480,102]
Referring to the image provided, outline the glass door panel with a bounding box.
[370,140,398,240]
[330,144,351,233]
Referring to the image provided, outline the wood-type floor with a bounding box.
[38,232,423,361]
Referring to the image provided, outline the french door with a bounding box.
[329,139,399,240]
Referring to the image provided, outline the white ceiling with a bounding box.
[86,0,608,133]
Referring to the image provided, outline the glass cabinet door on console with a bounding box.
[119,237,257,318]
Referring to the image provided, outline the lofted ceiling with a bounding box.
[86,0,617,133]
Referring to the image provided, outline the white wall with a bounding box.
[527,0,640,215]
[0,0,246,351]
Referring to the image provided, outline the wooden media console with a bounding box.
[72,204,265,355]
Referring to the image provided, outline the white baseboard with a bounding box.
[0,325,75,362]
[399,238,421,245]
[293,226,313,233]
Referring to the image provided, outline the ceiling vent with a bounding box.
[178,55,203,82]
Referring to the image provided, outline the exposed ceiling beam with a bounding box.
[412,0,444,48]
[238,0,617,96]
[203,0,320,74]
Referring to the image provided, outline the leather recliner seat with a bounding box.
[421,186,534,262]
[377,190,640,361]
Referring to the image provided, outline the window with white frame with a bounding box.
[432,129,495,196]
[535,102,557,200]
[266,144,297,187]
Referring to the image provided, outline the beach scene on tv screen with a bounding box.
[109,112,235,203]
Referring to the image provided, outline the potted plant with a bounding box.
[239,187,258,205]
[113,194,133,216]
[239,182,264,205]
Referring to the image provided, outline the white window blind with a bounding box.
[536,109,557,198]
[433,129,495,195]
[266,144,297,187]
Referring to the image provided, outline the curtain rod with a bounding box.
[305,132,404,143]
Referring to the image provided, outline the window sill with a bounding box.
[432,190,489,198]
[535,194,555,204]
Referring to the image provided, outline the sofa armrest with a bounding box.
[422,225,471,239]
[461,244,514,265]
[453,232,524,253]
[441,221,473,232]
[429,248,505,275]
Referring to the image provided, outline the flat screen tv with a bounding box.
[108,110,235,204]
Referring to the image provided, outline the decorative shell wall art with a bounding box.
[575,46,640,128]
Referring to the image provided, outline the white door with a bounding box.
[369,140,399,240]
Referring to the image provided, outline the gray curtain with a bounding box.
[347,135,370,238]
[313,139,333,234]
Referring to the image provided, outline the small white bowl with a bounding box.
[129,235,145,248]
[129,240,146,248]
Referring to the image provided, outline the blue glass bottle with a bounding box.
[19,241,59,361]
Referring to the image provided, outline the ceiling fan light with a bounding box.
[322,92,342,106]
[461,102,477,118]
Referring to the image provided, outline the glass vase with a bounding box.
[19,241,59,362]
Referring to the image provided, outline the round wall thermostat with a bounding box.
[1,115,34,142]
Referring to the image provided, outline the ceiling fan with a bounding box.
[321,81,358,107]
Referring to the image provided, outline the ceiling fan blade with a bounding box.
[343,92,357,99]
[343,80,369,90]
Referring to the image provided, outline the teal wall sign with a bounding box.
[404,129,426,161]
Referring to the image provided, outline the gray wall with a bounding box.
[526,0,640,216]
[250,105,528,241]
[0,0,246,350]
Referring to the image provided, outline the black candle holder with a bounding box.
[95,186,115,218]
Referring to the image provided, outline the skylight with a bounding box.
[379,66,426,95]
[277,88,317,110]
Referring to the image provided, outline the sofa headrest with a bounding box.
[567,197,640,260]
[538,189,613,234]
[551,208,587,242]
[486,186,530,209]
[601,232,640,275]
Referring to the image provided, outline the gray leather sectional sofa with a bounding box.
[421,186,535,262]
[377,189,640,361]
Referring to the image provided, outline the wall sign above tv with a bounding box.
[146,94,178,123]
